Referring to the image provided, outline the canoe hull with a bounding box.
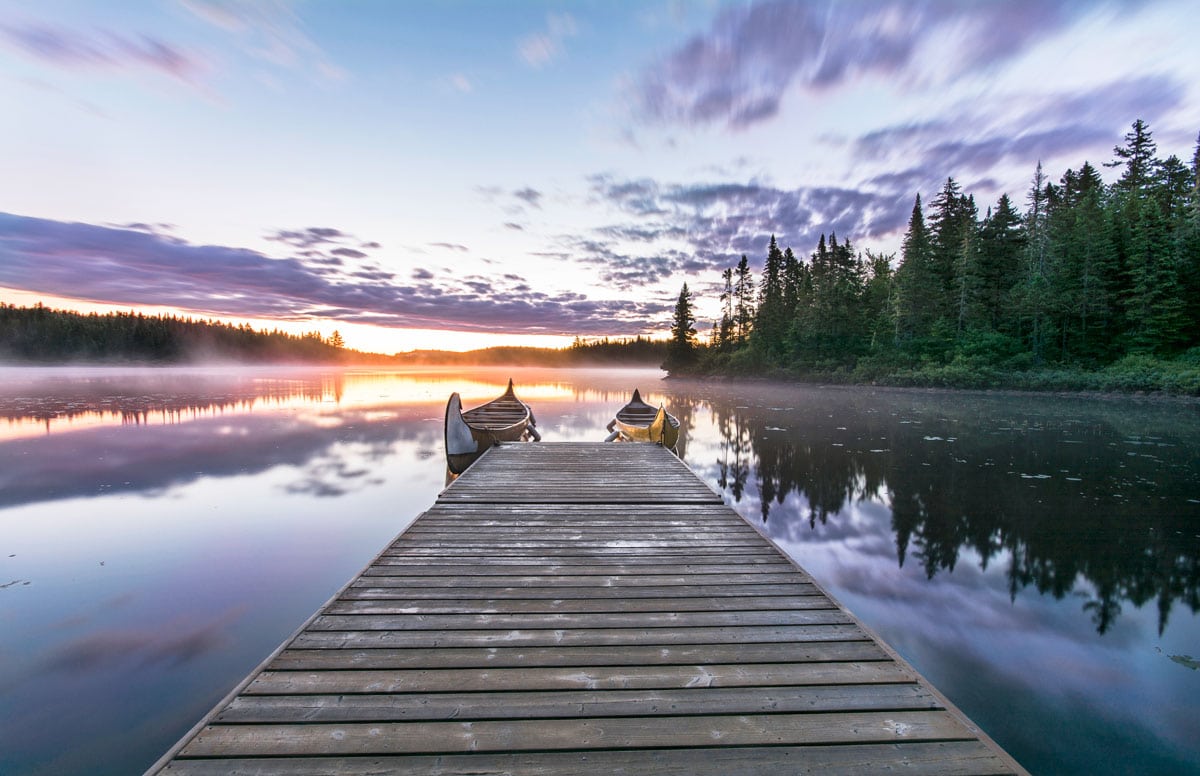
[444,380,537,474]
[611,390,680,450]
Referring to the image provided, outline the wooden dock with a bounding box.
[150,442,1027,775]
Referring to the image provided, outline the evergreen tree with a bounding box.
[1021,162,1054,363]
[753,235,786,357]
[717,267,735,349]
[1181,134,1200,343]
[1125,195,1185,352]
[1107,119,1158,195]
[664,283,697,370]
[974,194,1024,335]
[862,251,896,352]
[951,195,981,337]
[733,255,755,344]
[894,194,938,347]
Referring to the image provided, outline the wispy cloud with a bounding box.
[0,21,205,83]
[853,75,1186,187]
[179,0,344,82]
[513,187,543,209]
[632,0,1142,130]
[517,12,577,68]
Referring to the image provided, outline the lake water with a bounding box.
[1,366,1197,775]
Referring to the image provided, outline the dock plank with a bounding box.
[149,442,1026,775]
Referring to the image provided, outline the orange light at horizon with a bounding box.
[0,288,614,353]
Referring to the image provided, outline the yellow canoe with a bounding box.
[610,389,680,450]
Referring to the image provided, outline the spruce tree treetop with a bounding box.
[1108,119,1158,195]
[665,282,697,371]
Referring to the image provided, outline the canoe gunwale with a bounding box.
[445,379,537,474]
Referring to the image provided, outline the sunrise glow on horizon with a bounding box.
[2,1,1198,353]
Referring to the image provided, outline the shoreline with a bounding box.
[665,370,1200,405]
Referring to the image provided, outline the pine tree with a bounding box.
[664,282,697,370]
[717,267,734,349]
[1021,162,1054,363]
[1181,133,1200,344]
[974,194,1024,335]
[894,194,938,347]
[1107,119,1158,195]
[1125,196,1185,352]
[733,255,755,344]
[951,195,981,336]
[753,235,786,357]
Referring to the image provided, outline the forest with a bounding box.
[669,120,1200,394]
[0,303,668,366]
[0,303,356,364]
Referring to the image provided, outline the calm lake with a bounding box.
[1,366,1198,775]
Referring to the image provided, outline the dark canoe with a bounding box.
[444,379,539,474]
[608,388,680,450]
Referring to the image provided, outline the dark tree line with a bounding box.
[709,398,1199,636]
[0,303,348,363]
[684,121,1200,389]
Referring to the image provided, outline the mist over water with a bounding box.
[1,366,1197,775]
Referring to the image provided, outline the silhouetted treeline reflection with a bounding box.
[706,389,1200,635]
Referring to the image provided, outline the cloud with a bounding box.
[513,187,543,209]
[428,242,469,253]
[853,75,1186,188]
[448,73,472,93]
[0,212,659,336]
[40,608,243,673]
[266,226,351,248]
[517,12,578,68]
[503,222,525,231]
[632,0,1140,130]
[180,0,343,82]
[586,174,911,273]
[0,21,205,83]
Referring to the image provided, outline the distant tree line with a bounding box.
[670,120,1200,393]
[0,303,672,367]
[0,303,349,363]
[396,336,668,366]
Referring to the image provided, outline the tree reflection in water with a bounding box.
[707,394,1200,635]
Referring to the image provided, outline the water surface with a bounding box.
[1,366,1197,774]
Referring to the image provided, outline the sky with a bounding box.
[1,0,1198,353]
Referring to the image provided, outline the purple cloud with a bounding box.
[0,212,660,336]
[0,21,204,82]
[854,75,1186,191]
[428,242,469,252]
[586,174,910,276]
[633,0,1143,130]
[513,187,543,209]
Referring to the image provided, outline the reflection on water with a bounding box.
[1,367,1199,775]
[705,390,1200,636]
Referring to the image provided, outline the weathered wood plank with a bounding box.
[378,551,785,564]
[160,741,1018,776]
[245,662,914,694]
[290,623,868,649]
[218,683,940,723]
[326,595,830,614]
[355,572,807,585]
[363,562,794,575]
[270,641,889,670]
[308,609,848,631]
[178,710,975,757]
[342,583,821,600]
